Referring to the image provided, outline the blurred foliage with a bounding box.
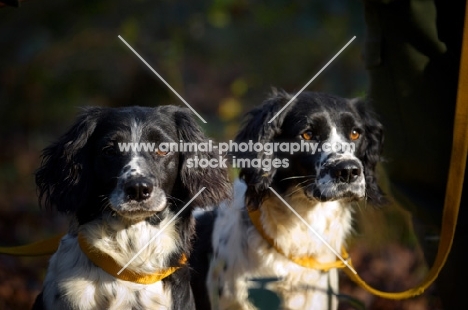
[0,0,368,244]
[0,0,368,222]
[0,0,439,309]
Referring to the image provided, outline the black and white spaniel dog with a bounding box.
[192,91,385,310]
[32,106,231,310]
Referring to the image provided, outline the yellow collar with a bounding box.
[77,233,186,284]
[248,208,349,271]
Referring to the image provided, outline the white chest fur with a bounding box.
[208,181,353,310]
[42,217,179,310]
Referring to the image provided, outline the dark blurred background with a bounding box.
[0,0,441,309]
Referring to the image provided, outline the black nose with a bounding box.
[124,177,154,202]
[330,161,362,183]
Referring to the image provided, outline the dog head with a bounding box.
[36,106,231,224]
[234,90,385,209]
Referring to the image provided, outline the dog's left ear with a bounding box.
[350,98,387,206]
[172,108,232,208]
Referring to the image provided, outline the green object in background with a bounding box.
[248,277,282,310]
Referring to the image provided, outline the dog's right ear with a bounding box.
[235,90,294,209]
[35,107,103,213]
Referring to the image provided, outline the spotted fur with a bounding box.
[32,106,231,310]
[193,91,385,310]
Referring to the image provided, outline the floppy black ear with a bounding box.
[35,107,103,213]
[235,90,293,209]
[173,108,232,208]
[351,98,386,206]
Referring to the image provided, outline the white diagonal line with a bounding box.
[268,187,357,274]
[118,35,207,124]
[268,36,356,123]
[117,187,206,274]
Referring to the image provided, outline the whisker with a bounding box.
[280,175,316,182]
[166,194,184,204]
[286,184,311,197]
[352,201,362,212]
[298,178,315,185]
[293,179,314,190]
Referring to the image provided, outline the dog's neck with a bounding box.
[76,212,181,275]
[253,191,353,263]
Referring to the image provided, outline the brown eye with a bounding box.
[155,149,168,156]
[301,131,313,140]
[350,130,360,141]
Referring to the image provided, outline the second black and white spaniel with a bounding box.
[193,91,385,310]
[32,106,231,310]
